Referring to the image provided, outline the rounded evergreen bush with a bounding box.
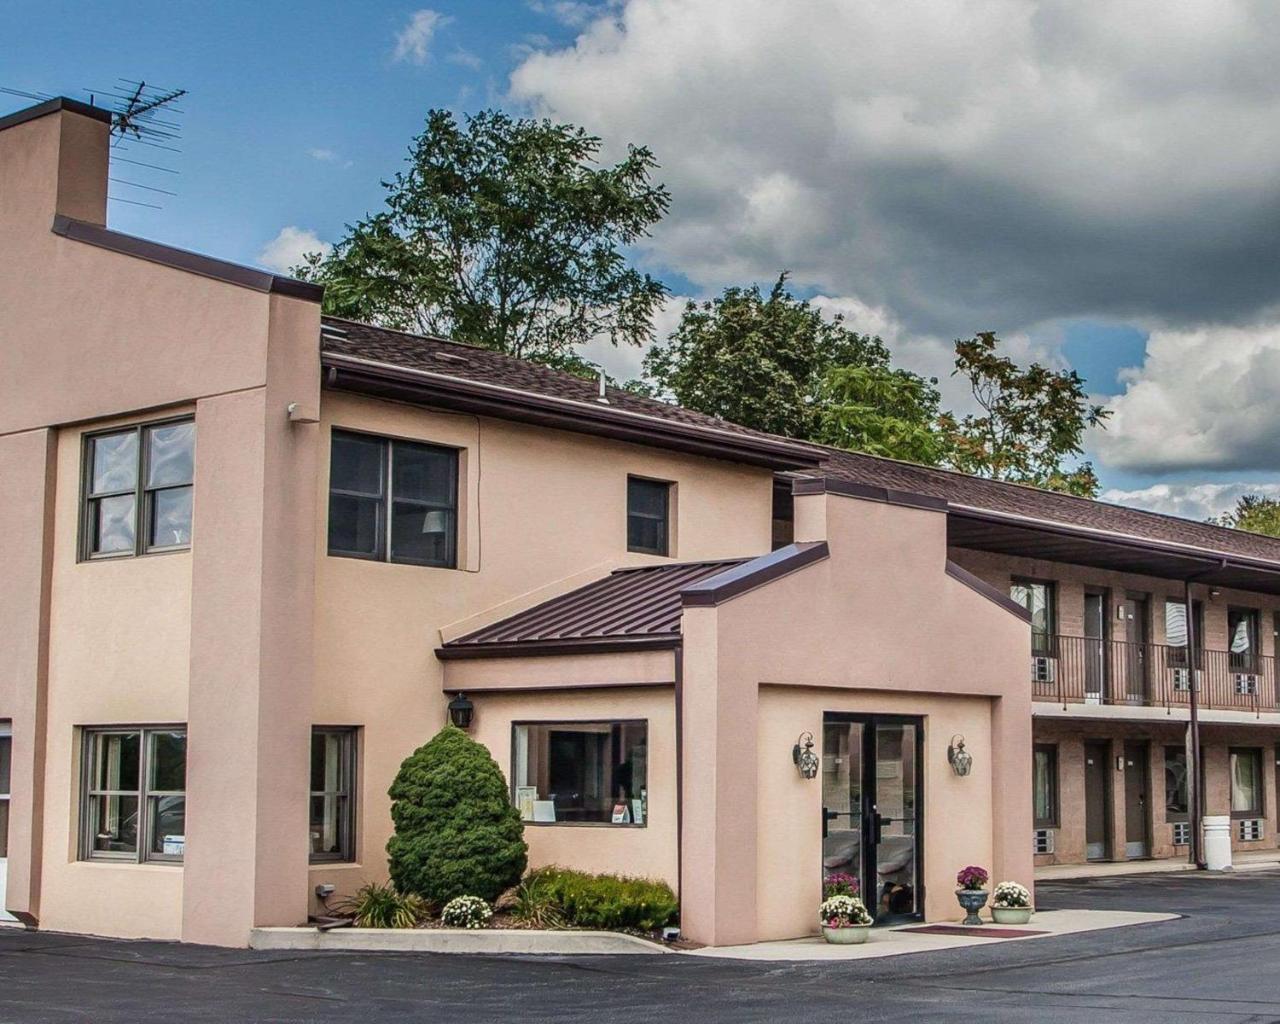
[386,725,528,905]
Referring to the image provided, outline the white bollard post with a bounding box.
[1202,815,1233,871]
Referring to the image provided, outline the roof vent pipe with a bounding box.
[596,367,610,405]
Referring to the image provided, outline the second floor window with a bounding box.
[627,477,671,556]
[328,431,458,568]
[1010,579,1055,656]
[1228,607,1260,672]
[82,419,195,559]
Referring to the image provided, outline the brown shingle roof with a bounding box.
[441,559,747,654]
[320,316,814,449]
[810,448,1280,566]
[319,314,1280,570]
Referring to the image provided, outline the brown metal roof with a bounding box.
[441,559,747,655]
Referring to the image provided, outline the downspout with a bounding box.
[1185,560,1226,871]
[674,642,684,916]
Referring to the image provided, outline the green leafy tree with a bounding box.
[386,726,527,905]
[817,364,948,464]
[1211,494,1280,536]
[297,109,670,366]
[938,332,1110,496]
[642,275,902,441]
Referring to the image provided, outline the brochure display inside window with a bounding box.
[512,721,648,826]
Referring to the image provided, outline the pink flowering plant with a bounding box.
[820,894,873,929]
[823,872,859,899]
[956,865,989,891]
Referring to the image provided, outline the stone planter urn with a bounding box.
[992,906,1033,925]
[822,925,871,945]
[956,889,989,925]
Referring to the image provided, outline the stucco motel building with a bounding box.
[8,97,1280,950]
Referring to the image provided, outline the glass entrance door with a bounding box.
[822,715,922,923]
[0,725,12,924]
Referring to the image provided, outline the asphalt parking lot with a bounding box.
[3,870,1280,1023]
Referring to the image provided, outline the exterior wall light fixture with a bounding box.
[792,731,819,779]
[947,735,973,777]
[447,693,475,730]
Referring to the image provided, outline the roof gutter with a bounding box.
[322,351,825,472]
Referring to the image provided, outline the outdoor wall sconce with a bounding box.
[792,732,819,779]
[947,735,973,777]
[447,693,475,730]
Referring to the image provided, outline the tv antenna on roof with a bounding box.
[1,79,187,210]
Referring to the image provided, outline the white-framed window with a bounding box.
[80,727,186,863]
[512,721,648,826]
[81,419,195,559]
[310,727,357,863]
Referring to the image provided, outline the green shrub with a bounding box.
[511,872,566,930]
[386,726,528,905]
[336,882,428,929]
[525,866,678,932]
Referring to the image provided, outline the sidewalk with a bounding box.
[1036,849,1280,882]
[688,909,1175,961]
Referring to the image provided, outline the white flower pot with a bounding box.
[992,906,1033,925]
[822,925,871,945]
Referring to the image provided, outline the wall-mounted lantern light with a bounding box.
[792,731,819,779]
[947,735,973,777]
[447,693,475,730]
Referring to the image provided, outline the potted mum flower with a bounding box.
[823,872,859,898]
[820,893,873,944]
[955,865,990,925]
[991,881,1033,924]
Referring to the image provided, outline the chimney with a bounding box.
[0,98,111,232]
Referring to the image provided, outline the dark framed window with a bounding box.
[1230,747,1263,817]
[328,431,458,568]
[1228,607,1261,672]
[1165,746,1188,821]
[310,727,357,863]
[1010,579,1056,656]
[1033,743,1058,828]
[81,419,195,559]
[511,720,648,826]
[1165,599,1205,667]
[80,727,186,863]
[627,477,671,556]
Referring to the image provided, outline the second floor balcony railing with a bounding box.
[1031,635,1278,714]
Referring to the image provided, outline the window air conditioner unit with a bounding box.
[1031,656,1056,684]
[1171,667,1201,691]
[1234,673,1258,696]
[1033,829,1055,855]
[1239,818,1264,842]
[1172,821,1190,846]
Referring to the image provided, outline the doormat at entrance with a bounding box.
[898,925,1048,939]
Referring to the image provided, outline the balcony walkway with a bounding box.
[1030,634,1278,714]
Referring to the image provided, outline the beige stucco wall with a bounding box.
[679,491,1033,946]
[309,390,772,903]
[1,105,323,942]
[756,685,994,936]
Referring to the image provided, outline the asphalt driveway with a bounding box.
[3,870,1279,1023]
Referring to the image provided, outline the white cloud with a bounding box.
[393,9,450,65]
[578,292,691,382]
[1092,320,1280,473]
[447,48,484,71]
[1100,481,1280,522]
[308,147,339,163]
[258,226,331,275]
[527,1,621,29]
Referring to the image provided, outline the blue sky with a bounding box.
[7,1,1280,518]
